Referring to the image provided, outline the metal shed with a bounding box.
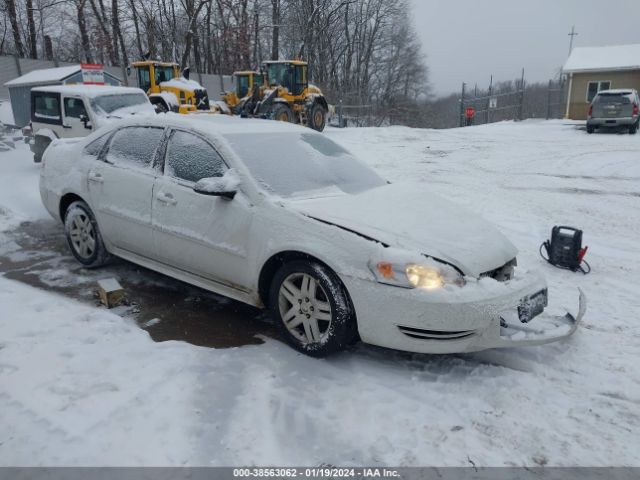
[4,65,121,127]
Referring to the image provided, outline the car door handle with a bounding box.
[88,171,104,183]
[156,192,177,205]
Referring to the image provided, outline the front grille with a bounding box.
[194,88,210,110]
[397,325,476,341]
[480,258,517,282]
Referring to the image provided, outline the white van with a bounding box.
[29,85,154,162]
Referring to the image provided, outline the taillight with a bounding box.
[633,103,639,116]
[588,105,593,117]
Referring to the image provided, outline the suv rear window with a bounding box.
[595,94,631,105]
[32,92,61,123]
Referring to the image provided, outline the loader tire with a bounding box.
[307,102,327,132]
[271,103,295,123]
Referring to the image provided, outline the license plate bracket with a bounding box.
[518,289,548,323]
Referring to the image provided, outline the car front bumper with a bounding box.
[343,271,585,354]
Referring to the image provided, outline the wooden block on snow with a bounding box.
[97,278,125,308]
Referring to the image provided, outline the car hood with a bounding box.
[287,182,518,277]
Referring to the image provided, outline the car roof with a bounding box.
[32,85,146,98]
[113,113,318,136]
[597,89,636,95]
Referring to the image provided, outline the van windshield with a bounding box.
[90,94,150,115]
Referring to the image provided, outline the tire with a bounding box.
[153,100,169,114]
[586,125,595,134]
[629,122,638,135]
[306,102,327,132]
[268,260,358,357]
[270,103,295,123]
[64,200,110,268]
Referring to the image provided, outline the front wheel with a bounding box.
[64,200,110,268]
[269,260,358,357]
[271,103,295,123]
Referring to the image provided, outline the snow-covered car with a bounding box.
[39,115,586,357]
[29,85,155,162]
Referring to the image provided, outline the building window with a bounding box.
[586,81,612,102]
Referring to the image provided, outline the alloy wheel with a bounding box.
[278,272,333,344]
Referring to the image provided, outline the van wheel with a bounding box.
[64,201,110,268]
[586,125,595,134]
[269,260,358,357]
[629,123,638,135]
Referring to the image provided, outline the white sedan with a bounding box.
[39,115,585,356]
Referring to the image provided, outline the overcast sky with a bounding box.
[410,0,640,97]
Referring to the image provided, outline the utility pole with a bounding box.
[568,25,578,55]
[459,82,466,127]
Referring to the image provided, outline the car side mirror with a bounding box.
[80,114,92,129]
[193,170,240,199]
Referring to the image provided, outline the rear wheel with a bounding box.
[586,125,595,134]
[269,260,358,357]
[271,103,295,123]
[307,102,327,132]
[629,122,638,134]
[64,201,110,268]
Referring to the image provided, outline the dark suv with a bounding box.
[587,89,639,134]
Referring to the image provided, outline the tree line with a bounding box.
[1,0,430,125]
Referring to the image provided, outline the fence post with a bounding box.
[459,82,466,127]
[486,75,493,124]
[338,98,344,128]
[518,68,525,121]
[546,79,552,120]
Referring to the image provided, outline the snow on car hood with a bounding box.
[288,182,518,277]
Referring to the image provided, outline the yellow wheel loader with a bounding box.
[221,60,329,131]
[257,60,328,132]
[221,71,264,114]
[131,60,213,114]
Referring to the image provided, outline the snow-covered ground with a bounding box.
[1,120,639,467]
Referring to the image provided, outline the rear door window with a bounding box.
[32,92,61,124]
[164,130,226,183]
[105,126,164,169]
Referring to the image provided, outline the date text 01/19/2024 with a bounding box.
[232,468,400,478]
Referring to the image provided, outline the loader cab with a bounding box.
[132,61,180,94]
[236,71,263,98]
[264,61,308,97]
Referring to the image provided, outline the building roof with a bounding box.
[563,44,640,73]
[5,65,121,87]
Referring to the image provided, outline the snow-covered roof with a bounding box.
[563,44,640,73]
[32,85,146,98]
[5,65,121,87]
[5,65,82,87]
[114,112,309,135]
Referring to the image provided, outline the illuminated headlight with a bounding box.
[369,259,465,289]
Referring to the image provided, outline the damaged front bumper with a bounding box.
[344,271,586,354]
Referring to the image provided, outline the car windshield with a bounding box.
[224,132,386,198]
[90,94,149,114]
